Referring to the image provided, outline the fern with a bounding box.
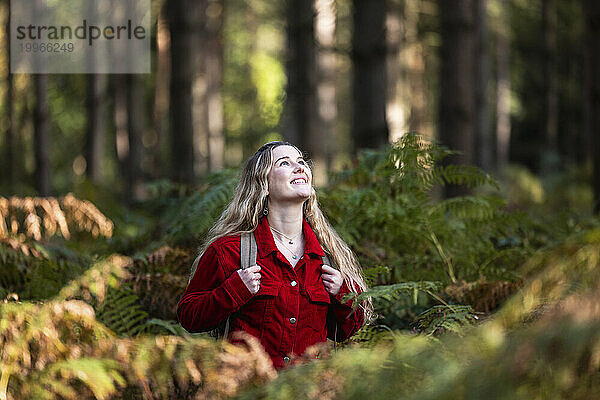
[320,134,519,289]
[0,194,113,241]
[413,304,479,336]
[352,281,444,306]
[164,169,238,245]
[95,284,150,337]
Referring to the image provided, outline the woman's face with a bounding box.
[267,145,312,204]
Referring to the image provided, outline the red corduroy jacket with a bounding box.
[177,216,364,369]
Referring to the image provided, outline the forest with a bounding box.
[1,0,600,398]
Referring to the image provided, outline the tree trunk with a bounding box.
[85,74,107,183]
[192,0,208,177]
[34,74,50,196]
[4,0,15,186]
[439,0,475,197]
[283,0,317,154]
[204,0,225,173]
[542,0,558,156]
[386,0,405,143]
[352,0,388,152]
[168,0,197,184]
[584,0,600,213]
[495,0,511,169]
[405,1,427,136]
[127,75,145,201]
[474,0,491,171]
[114,75,129,183]
[314,0,336,186]
[151,6,170,180]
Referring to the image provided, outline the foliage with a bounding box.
[0,299,277,400]
[236,230,600,400]
[413,304,479,335]
[0,194,113,241]
[128,246,194,321]
[163,169,238,246]
[2,142,600,399]
[320,134,525,287]
[0,253,277,400]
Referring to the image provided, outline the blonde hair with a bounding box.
[193,141,373,324]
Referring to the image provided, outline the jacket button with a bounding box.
[283,356,290,363]
[289,317,296,324]
[290,280,297,287]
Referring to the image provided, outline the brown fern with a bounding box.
[445,277,522,313]
[0,194,113,241]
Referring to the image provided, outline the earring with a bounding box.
[263,204,269,216]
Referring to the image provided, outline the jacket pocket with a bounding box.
[248,282,281,340]
[305,284,331,336]
[306,283,331,304]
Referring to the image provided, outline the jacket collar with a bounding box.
[255,216,325,259]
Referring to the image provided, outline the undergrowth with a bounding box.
[1,136,598,399]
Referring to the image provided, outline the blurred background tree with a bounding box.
[0,0,595,207]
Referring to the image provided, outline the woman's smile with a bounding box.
[268,145,312,201]
[290,177,308,185]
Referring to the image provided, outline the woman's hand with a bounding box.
[238,265,262,294]
[321,265,342,296]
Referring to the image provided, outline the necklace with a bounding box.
[273,234,303,260]
[269,226,302,245]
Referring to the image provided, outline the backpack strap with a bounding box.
[321,253,339,270]
[222,232,257,340]
[321,252,339,351]
[241,231,258,270]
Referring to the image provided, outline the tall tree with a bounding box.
[584,0,600,213]
[495,0,511,169]
[112,73,144,202]
[439,0,475,196]
[113,75,128,185]
[386,0,405,143]
[474,0,492,171]
[542,0,558,156]
[127,75,145,201]
[192,0,208,177]
[203,0,225,173]
[85,74,107,183]
[150,6,171,179]
[168,0,197,184]
[33,74,50,195]
[283,0,317,154]
[387,0,428,140]
[352,0,388,152]
[3,0,15,187]
[84,1,106,183]
[314,0,336,186]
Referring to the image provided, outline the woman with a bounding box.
[177,141,372,369]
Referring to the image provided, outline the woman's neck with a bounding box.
[266,202,304,237]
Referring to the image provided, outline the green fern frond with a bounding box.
[429,196,506,220]
[414,304,479,336]
[96,284,150,337]
[351,281,443,307]
[437,164,499,190]
[165,169,238,245]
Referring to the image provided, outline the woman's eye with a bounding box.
[298,160,306,165]
[280,161,289,166]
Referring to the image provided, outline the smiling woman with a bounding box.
[177,141,373,370]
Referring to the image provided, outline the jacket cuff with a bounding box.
[332,280,355,306]
[222,270,254,307]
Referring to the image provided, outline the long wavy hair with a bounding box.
[192,141,373,323]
